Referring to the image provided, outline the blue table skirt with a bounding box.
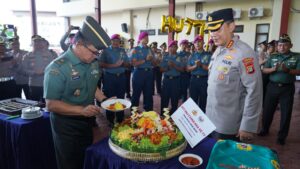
[0,112,57,169]
[84,137,216,169]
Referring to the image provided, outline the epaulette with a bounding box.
[54,58,67,67]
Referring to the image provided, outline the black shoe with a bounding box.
[257,130,268,136]
[276,138,285,145]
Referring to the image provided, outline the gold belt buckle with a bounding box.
[278,83,283,87]
[197,75,200,78]
[170,76,173,79]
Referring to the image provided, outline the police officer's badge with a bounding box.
[71,69,80,80]
[242,57,255,74]
[74,89,80,96]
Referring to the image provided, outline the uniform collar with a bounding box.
[109,45,120,50]
[65,46,82,65]
[138,44,148,49]
[226,36,238,49]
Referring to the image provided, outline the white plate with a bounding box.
[21,111,43,120]
[101,99,131,112]
[179,153,203,168]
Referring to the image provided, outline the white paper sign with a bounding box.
[171,98,216,148]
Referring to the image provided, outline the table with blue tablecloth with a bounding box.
[83,137,217,169]
[0,112,57,169]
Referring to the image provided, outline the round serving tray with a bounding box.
[108,139,187,162]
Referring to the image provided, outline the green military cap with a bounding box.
[80,16,111,50]
[267,40,276,47]
[278,34,291,43]
[31,34,43,41]
[160,42,166,48]
[150,42,158,48]
[206,8,234,31]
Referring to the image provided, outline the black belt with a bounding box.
[192,75,208,78]
[105,72,125,77]
[137,68,152,71]
[164,75,179,79]
[270,81,293,87]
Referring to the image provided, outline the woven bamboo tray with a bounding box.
[108,139,187,162]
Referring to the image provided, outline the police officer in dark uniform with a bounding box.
[150,41,162,95]
[43,16,111,169]
[100,34,129,126]
[8,37,29,98]
[130,32,157,111]
[0,36,18,100]
[160,40,184,114]
[177,39,191,102]
[125,38,135,99]
[23,36,56,103]
[259,34,300,145]
[187,35,211,112]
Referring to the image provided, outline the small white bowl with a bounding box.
[179,153,203,168]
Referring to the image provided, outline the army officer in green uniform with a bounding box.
[259,34,300,145]
[43,16,111,169]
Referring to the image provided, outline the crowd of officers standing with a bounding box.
[0,27,57,102]
[0,21,299,147]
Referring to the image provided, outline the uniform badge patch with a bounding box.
[224,55,233,60]
[217,66,229,74]
[74,89,80,96]
[226,40,234,48]
[242,58,255,74]
[218,73,225,80]
[131,49,137,55]
[71,69,80,80]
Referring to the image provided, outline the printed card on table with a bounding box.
[171,98,216,148]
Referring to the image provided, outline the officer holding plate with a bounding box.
[43,16,111,169]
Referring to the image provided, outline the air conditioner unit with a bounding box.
[195,11,208,20]
[233,9,241,19]
[248,7,264,18]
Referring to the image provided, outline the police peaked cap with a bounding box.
[80,16,111,50]
[206,8,234,31]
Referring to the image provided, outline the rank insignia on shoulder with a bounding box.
[74,89,80,96]
[242,57,255,74]
[55,59,65,66]
[226,40,234,48]
[49,69,60,75]
[224,55,233,60]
